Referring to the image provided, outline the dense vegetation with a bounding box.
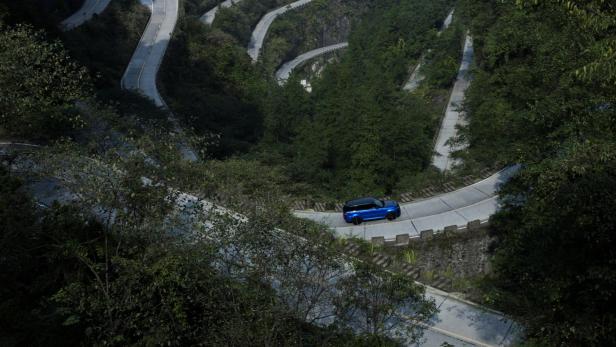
[262,0,455,198]
[1,4,438,345]
[0,0,83,28]
[0,161,435,346]
[162,0,459,200]
[5,0,616,345]
[455,0,616,345]
[161,17,273,157]
[0,24,89,140]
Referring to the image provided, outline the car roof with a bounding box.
[344,197,377,207]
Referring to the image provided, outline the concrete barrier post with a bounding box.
[395,234,410,246]
[467,219,481,230]
[444,225,458,235]
[420,229,433,240]
[371,236,385,246]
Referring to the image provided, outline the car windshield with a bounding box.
[374,199,384,208]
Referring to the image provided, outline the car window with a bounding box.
[344,201,379,212]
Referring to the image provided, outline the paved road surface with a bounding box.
[201,0,243,25]
[432,34,473,171]
[121,0,178,107]
[294,165,519,241]
[410,287,518,347]
[60,0,112,30]
[275,42,348,83]
[441,9,454,33]
[247,0,314,61]
[120,0,197,161]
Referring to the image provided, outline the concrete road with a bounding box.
[121,0,178,107]
[60,0,112,30]
[247,0,314,62]
[275,42,348,83]
[294,165,519,241]
[409,287,519,347]
[201,0,243,25]
[440,9,454,33]
[432,34,473,171]
[120,0,197,161]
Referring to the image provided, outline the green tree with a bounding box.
[335,261,436,342]
[516,0,616,84]
[0,24,90,140]
[488,141,616,345]
[457,1,616,344]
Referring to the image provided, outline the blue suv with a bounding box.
[343,197,401,225]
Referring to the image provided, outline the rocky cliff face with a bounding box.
[317,13,351,46]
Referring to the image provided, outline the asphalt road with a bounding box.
[247,0,314,61]
[275,42,349,83]
[60,0,112,30]
[201,0,243,25]
[121,0,178,107]
[432,34,473,171]
[294,165,520,241]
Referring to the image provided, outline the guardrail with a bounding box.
[371,218,488,246]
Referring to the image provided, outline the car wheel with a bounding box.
[386,212,396,221]
[352,217,362,225]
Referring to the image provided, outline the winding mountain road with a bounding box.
[60,0,112,30]
[247,0,314,61]
[121,0,178,108]
[273,9,455,91]
[295,165,519,241]
[201,0,243,25]
[275,42,349,83]
[55,0,520,344]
